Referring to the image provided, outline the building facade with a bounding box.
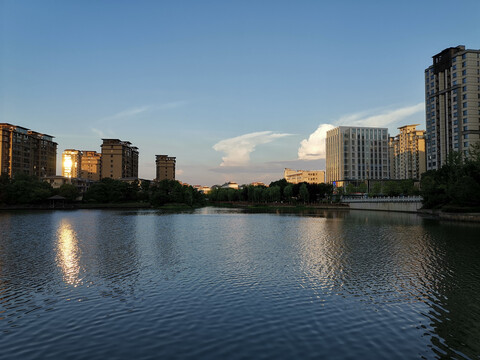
[389,125,426,180]
[101,139,139,179]
[0,123,57,178]
[81,151,102,181]
[425,45,480,170]
[62,149,82,178]
[155,155,176,181]
[326,126,389,186]
[284,168,325,184]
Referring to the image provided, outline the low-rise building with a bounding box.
[43,175,93,194]
[284,168,325,184]
[221,182,239,190]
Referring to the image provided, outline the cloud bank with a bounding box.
[297,124,336,160]
[213,131,292,166]
[298,103,424,160]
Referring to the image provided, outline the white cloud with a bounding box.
[100,106,152,122]
[91,127,105,137]
[298,124,335,160]
[99,101,187,123]
[298,103,425,160]
[213,131,292,166]
[338,103,424,128]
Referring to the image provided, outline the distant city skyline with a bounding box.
[2,0,480,185]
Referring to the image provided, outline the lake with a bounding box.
[0,208,479,359]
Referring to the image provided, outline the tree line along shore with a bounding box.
[1,147,479,214]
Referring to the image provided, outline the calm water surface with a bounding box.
[0,208,479,359]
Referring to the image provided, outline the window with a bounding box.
[464,142,469,147]
[462,78,467,84]
[463,110,468,115]
[463,94,467,100]
[462,70,467,76]
[453,72,457,78]
[463,86,467,91]
[463,102,467,108]
[453,80,457,85]
[464,134,469,139]
[463,118,468,123]
[453,64,457,70]
[464,126,468,131]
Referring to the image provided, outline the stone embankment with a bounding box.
[341,196,422,213]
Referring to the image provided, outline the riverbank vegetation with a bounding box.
[421,147,480,211]
[208,179,334,204]
[0,176,206,208]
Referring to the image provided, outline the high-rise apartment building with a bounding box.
[0,123,57,177]
[389,125,426,180]
[326,126,389,186]
[284,168,325,184]
[80,151,102,181]
[101,139,139,179]
[155,155,176,181]
[62,149,82,178]
[425,45,480,170]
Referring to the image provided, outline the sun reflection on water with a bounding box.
[56,219,81,286]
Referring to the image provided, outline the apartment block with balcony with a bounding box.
[101,139,139,179]
[81,151,102,181]
[425,45,480,170]
[62,149,82,178]
[326,126,389,187]
[0,123,57,178]
[389,125,426,180]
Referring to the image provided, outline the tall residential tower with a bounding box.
[0,123,57,177]
[425,46,480,170]
[101,139,139,179]
[389,125,426,180]
[155,155,176,181]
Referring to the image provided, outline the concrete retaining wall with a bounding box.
[346,201,422,213]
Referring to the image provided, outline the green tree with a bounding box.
[382,181,401,196]
[58,183,80,201]
[1,174,53,204]
[284,184,293,203]
[299,183,309,203]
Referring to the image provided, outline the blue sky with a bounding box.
[2,0,480,185]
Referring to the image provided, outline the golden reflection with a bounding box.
[56,219,81,286]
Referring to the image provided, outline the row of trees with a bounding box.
[0,175,206,207]
[0,174,81,204]
[208,179,334,204]
[81,178,206,206]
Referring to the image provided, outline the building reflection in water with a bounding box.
[56,219,81,286]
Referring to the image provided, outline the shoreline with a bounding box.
[1,202,479,223]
